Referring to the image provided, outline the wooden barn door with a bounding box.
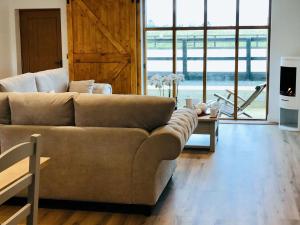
[67,0,138,94]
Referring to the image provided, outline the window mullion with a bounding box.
[203,0,208,103]
[172,0,177,98]
[234,0,240,119]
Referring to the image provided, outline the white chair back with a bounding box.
[0,134,41,225]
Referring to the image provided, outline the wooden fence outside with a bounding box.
[147,36,267,81]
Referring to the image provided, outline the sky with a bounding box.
[146,0,270,27]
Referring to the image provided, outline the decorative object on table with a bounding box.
[209,101,221,118]
[185,98,203,114]
[171,73,185,98]
[199,103,207,112]
[162,74,173,97]
[185,98,193,109]
[195,108,202,116]
[149,73,185,99]
[149,74,163,96]
[210,108,219,118]
[192,101,220,117]
[193,102,208,116]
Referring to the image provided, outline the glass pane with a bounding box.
[207,0,236,26]
[207,30,236,118]
[146,31,173,97]
[176,31,204,108]
[240,0,269,26]
[238,29,268,119]
[146,0,173,28]
[177,0,204,27]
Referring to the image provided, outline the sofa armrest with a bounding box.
[135,108,198,162]
[163,108,198,150]
[92,83,112,95]
[146,109,198,160]
[132,108,198,204]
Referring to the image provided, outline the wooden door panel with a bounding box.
[20,9,62,73]
[74,63,120,82]
[81,0,131,52]
[73,63,131,93]
[72,2,119,54]
[68,0,137,94]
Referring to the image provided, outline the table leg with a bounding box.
[210,123,219,152]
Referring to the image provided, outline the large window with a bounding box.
[144,0,270,120]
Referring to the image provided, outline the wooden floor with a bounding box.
[1,124,300,225]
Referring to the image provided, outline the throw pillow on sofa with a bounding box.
[69,80,95,93]
[9,92,78,126]
[35,68,69,93]
[0,73,37,92]
[0,93,10,124]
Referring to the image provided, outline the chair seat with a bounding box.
[220,104,234,116]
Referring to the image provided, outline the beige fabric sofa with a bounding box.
[0,68,112,94]
[0,93,197,206]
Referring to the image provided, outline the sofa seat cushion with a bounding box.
[0,93,10,124]
[35,68,69,93]
[74,94,176,132]
[0,73,37,92]
[9,93,78,126]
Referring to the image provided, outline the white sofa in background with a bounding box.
[0,68,112,94]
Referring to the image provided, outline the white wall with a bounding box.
[268,0,300,122]
[0,0,11,78]
[0,0,67,78]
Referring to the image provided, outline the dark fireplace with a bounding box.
[280,66,297,96]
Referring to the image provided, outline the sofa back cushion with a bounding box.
[0,93,10,124]
[35,68,69,92]
[0,73,37,92]
[9,93,78,126]
[74,94,175,131]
